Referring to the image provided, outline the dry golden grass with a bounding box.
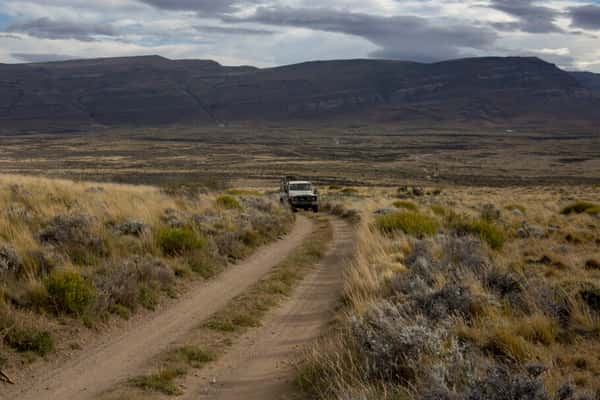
[300,184,600,400]
[0,173,292,375]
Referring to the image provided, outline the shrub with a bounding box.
[584,259,600,270]
[452,218,505,250]
[481,204,501,221]
[130,367,186,395]
[188,251,222,279]
[580,288,600,313]
[376,212,439,238]
[172,346,215,367]
[466,368,548,400]
[393,200,418,211]
[225,188,261,196]
[561,202,598,215]
[46,271,95,316]
[216,195,242,210]
[156,227,206,256]
[585,206,600,216]
[4,327,54,356]
[341,187,359,196]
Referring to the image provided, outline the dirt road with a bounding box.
[3,216,313,400]
[180,218,354,400]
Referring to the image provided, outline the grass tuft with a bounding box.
[216,195,242,210]
[130,367,186,395]
[376,211,439,238]
[561,201,598,215]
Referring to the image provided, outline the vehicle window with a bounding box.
[289,184,312,191]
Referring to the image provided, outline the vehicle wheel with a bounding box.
[312,206,319,213]
[292,207,298,213]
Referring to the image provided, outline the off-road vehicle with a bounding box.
[280,176,319,212]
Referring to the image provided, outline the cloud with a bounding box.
[226,6,498,62]
[12,52,76,63]
[569,4,600,30]
[488,0,562,33]
[195,25,275,35]
[5,17,117,41]
[138,0,263,15]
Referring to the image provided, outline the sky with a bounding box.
[0,0,600,72]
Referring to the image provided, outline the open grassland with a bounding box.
[1,125,599,187]
[300,184,600,400]
[0,174,292,377]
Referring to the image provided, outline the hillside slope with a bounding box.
[1,56,599,132]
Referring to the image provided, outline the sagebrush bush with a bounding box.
[156,227,206,256]
[561,202,598,215]
[46,271,95,316]
[216,195,242,210]
[376,211,439,238]
[4,326,54,356]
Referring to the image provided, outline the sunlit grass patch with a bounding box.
[375,211,439,238]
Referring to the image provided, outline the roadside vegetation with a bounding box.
[298,185,600,400]
[0,174,292,377]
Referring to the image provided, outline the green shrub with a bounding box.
[225,188,261,196]
[393,200,418,211]
[328,184,342,190]
[156,227,206,256]
[138,286,159,310]
[561,202,598,215]
[173,346,215,367]
[46,271,95,316]
[130,367,186,395]
[376,212,439,238]
[452,218,506,250]
[216,195,242,209]
[188,251,222,279]
[585,206,600,216]
[4,327,54,356]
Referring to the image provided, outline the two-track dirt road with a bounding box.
[182,217,354,400]
[2,215,354,400]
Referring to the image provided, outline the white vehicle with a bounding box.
[279,177,319,212]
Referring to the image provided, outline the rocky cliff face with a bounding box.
[0,55,598,132]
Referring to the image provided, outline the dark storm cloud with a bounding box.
[569,4,600,30]
[488,0,562,33]
[5,18,117,41]
[195,25,275,35]
[12,52,76,63]
[138,0,263,14]
[226,7,498,62]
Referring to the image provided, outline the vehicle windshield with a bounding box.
[289,183,312,191]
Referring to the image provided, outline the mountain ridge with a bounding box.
[1,55,599,133]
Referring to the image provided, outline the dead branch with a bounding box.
[0,369,14,384]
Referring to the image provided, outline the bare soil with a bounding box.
[180,218,354,400]
[1,216,313,400]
